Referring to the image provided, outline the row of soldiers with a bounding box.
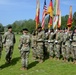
[0,25,76,70]
[31,26,76,64]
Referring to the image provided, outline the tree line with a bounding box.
[0,12,76,33]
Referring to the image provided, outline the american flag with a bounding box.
[41,0,47,29]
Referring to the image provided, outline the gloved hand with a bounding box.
[63,42,65,45]
[48,40,50,43]
[55,40,58,44]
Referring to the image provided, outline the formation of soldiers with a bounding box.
[31,26,76,64]
[0,25,76,70]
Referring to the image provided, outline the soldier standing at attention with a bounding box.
[61,30,67,61]
[65,29,71,62]
[18,28,30,70]
[54,28,62,60]
[31,31,37,60]
[44,29,49,59]
[36,26,44,63]
[48,29,55,59]
[71,28,76,64]
[3,26,16,63]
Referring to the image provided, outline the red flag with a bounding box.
[35,0,40,29]
[57,0,60,15]
[41,0,47,29]
[67,6,73,28]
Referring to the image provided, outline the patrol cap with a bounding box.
[51,29,54,32]
[45,28,48,33]
[57,28,60,30]
[8,25,12,29]
[22,28,28,32]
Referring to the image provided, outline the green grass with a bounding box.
[0,35,76,75]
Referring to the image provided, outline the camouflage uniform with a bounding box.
[31,33,37,59]
[48,31,55,58]
[36,30,44,61]
[18,33,30,68]
[44,30,49,58]
[71,32,76,61]
[3,31,15,63]
[0,34,3,59]
[61,31,66,59]
[54,30,62,58]
[65,31,71,60]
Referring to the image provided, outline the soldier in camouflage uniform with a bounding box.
[61,30,66,61]
[18,28,30,70]
[64,29,71,61]
[0,33,3,59]
[54,29,62,60]
[36,26,44,63]
[3,26,16,63]
[48,29,55,59]
[71,28,76,63]
[31,31,37,60]
[44,29,49,59]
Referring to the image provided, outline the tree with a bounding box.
[0,23,4,32]
[61,15,69,29]
[73,12,76,22]
[69,12,76,30]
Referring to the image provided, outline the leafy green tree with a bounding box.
[72,12,76,29]
[0,23,4,32]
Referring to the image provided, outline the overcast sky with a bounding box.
[0,0,76,26]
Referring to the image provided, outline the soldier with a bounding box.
[3,26,16,63]
[54,28,62,60]
[61,30,66,61]
[31,31,37,60]
[48,29,55,59]
[0,33,3,59]
[36,26,44,63]
[44,29,49,59]
[64,29,71,62]
[71,28,76,63]
[18,28,30,70]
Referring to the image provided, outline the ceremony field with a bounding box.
[0,35,76,75]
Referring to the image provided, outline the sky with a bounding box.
[0,0,76,26]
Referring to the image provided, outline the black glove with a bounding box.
[32,47,34,49]
[63,42,65,45]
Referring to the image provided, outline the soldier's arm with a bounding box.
[41,31,45,41]
[2,32,7,44]
[18,36,23,50]
[27,35,31,47]
[31,36,33,48]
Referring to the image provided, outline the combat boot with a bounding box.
[39,59,43,63]
[64,58,67,62]
[49,56,53,60]
[20,67,27,70]
[73,60,76,64]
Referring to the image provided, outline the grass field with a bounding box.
[0,35,76,75]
